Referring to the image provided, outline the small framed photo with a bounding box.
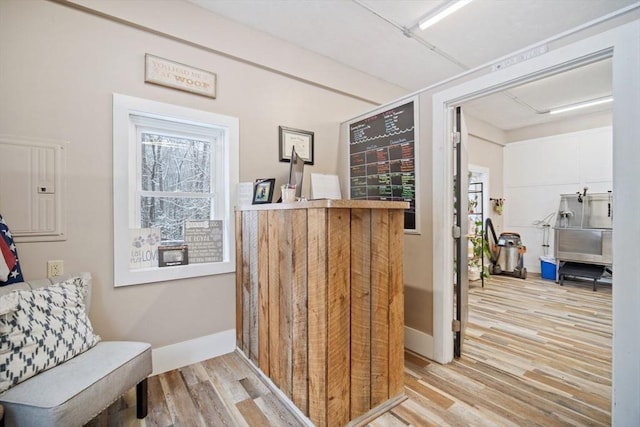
[279,126,314,165]
[252,178,276,204]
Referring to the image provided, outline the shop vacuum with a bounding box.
[485,218,527,279]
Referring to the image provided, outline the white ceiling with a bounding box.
[189,0,637,131]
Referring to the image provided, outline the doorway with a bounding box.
[457,57,613,358]
[430,20,640,422]
[434,49,613,355]
[433,22,640,419]
[434,49,613,357]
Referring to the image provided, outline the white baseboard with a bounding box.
[151,329,235,375]
[152,327,434,375]
[404,325,433,360]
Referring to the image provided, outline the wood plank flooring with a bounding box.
[379,274,612,426]
[86,274,611,426]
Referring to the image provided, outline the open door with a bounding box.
[453,106,469,358]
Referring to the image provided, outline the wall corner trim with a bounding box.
[404,326,434,361]
[151,329,235,375]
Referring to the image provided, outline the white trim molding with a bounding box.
[151,329,235,375]
[404,326,434,359]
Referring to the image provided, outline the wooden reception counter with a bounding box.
[235,200,407,426]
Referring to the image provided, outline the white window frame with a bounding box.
[113,94,238,287]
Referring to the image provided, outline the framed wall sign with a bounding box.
[348,99,418,232]
[279,126,314,165]
[145,54,217,99]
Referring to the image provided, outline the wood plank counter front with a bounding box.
[235,200,407,426]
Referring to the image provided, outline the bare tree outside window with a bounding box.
[140,132,214,243]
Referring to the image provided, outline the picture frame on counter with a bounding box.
[252,178,276,204]
[158,245,189,267]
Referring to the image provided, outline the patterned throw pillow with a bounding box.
[0,278,101,392]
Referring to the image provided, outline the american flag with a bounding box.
[1,214,23,285]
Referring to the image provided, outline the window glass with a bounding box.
[140,132,212,193]
[139,130,215,243]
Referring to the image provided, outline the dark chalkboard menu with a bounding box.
[349,101,416,230]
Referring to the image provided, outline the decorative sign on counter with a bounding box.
[184,219,224,263]
[129,228,161,269]
[348,100,417,231]
[158,245,189,267]
[145,54,217,98]
[237,182,254,207]
[310,173,342,200]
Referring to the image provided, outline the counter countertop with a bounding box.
[236,199,409,211]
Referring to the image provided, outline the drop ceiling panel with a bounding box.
[462,58,612,130]
[420,0,634,69]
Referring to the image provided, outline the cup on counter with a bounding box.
[281,184,297,203]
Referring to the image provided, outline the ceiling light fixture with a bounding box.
[547,96,613,115]
[419,0,474,30]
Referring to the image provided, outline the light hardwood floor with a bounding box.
[87,274,612,426]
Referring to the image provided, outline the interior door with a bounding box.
[453,106,469,358]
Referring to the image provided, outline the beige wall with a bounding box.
[466,115,506,235]
[0,0,407,348]
[468,135,504,232]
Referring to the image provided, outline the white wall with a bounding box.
[611,18,640,422]
[503,127,612,273]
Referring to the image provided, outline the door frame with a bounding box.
[452,106,468,358]
[430,19,640,422]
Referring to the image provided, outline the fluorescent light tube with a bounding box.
[419,0,474,30]
[548,96,613,115]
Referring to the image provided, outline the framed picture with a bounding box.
[158,245,189,267]
[252,178,276,204]
[279,126,314,165]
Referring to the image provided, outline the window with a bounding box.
[113,94,239,286]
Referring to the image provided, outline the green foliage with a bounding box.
[469,219,490,278]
